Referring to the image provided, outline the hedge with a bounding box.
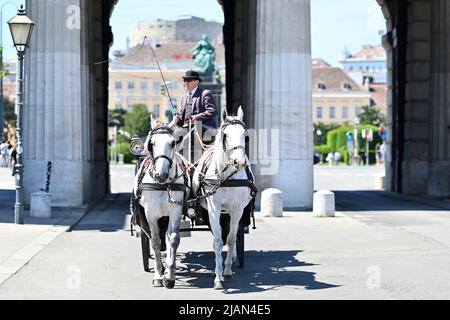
[315,124,383,165]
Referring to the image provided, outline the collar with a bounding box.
[188,86,199,97]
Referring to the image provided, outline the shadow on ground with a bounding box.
[335,190,450,212]
[70,193,130,232]
[173,250,340,293]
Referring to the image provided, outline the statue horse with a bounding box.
[133,116,189,288]
[191,106,255,289]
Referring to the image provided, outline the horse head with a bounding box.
[216,106,248,171]
[149,116,177,183]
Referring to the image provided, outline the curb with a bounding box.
[0,201,95,286]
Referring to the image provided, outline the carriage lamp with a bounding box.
[8,5,34,225]
[130,135,144,155]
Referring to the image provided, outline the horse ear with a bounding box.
[150,115,157,129]
[237,106,244,121]
[221,108,228,123]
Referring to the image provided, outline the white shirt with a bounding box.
[187,86,199,101]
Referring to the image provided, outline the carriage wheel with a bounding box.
[141,231,151,272]
[236,226,245,268]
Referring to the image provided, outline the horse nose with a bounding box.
[156,172,168,183]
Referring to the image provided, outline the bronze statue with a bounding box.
[192,35,216,76]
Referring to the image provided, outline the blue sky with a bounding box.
[0,0,386,67]
[0,0,25,62]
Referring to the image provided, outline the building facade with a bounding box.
[130,16,223,47]
[312,62,371,124]
[339,45,387,84]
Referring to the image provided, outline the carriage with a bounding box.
[128,111,257,289]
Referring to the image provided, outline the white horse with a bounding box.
[192,106,254,289]
[134,116,188,288]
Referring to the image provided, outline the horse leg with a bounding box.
[164,210,181,289]
[223,208,240,282]
[207,200,225,290]
[148,220,164,287]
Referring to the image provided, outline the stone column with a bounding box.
[402,0,432,196]
[428,0,450,196]
[253,0,313,209]
[24,0,109,206]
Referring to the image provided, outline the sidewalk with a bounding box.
[0,168,91,285]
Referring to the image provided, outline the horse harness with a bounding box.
[188,118,258,207]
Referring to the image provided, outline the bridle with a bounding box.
[220,118,249,159]
[147,126,175,171]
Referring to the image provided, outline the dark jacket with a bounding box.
[178,87,218,129]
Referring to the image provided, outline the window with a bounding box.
[153,81,160,89]
[342,106,348,119]
[127,104,133,112]
[115,103,121,110]
[115,81,122,89]
[355,107,362,116]
[128,81,135,89]
[329,106,336,119]
[316,106,323,119]
[317,83,326,90]
[153,104,160,118]
[349,66,353,71]
[141,81,148,89]
[343,83,352,90]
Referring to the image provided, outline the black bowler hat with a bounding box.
[182,70,202,82]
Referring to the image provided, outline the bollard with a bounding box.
[374,174,385,190]
[30,192,52,218]
[118,153,124,165]
[313,190,335,217]
[261,188,283,217]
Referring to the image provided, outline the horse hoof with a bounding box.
[152,279,163,287]
[163,279,175,289]
[214,281,224,290]
[223,275,233,283]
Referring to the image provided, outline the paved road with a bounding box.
[1,165,450,299]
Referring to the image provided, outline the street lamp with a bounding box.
[8,5,34,224]
[0,1,18,141]
[353,116,360,166]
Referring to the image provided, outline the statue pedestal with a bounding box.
[201,80,224,125]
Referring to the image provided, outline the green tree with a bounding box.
[3,97,16,128]
[358,105,386,126]
[0,48,10,78]
[108,108,127,128]
[123,104,151,137]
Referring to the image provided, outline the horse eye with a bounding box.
[170,140,176,148]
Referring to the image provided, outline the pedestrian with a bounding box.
[0,140,9,168]
[375,143,382,165]
[334,151,342,166]
[379,142,385,164]
[9,145,17,176]
[326,152,334,167]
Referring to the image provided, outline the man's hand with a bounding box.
[175,115,182,126]
[189,115,198,123]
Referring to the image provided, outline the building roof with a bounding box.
[369,83,387,109]
[347,45,386,60]
[312,58,331,68]
[110,41,225,70]
[313,67,365,92]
